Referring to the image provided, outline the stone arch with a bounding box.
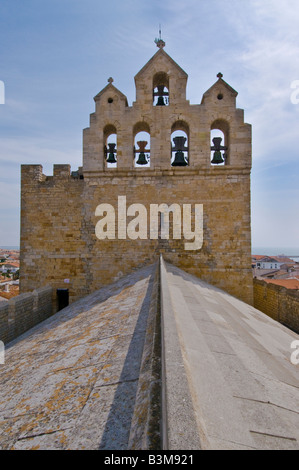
[103,124,118,167]
[153,71,169,106]
[133,122,151,167]
[171,120,189,167]
[210,119,229,166]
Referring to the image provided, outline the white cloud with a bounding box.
[210,1,299,169]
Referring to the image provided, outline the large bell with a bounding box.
[106,143,117,163]
[211,150,224,165]
[156,96,165,106]
[171,136,188,166]
[136,141,149,165]
[172,150,188,166]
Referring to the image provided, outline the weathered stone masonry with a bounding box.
[0,286,52,344]
[253,278,299,333]
[20,47,253,306]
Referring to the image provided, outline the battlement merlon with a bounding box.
[53,164,71,178]
[21,164,84,183]
[21,164,45,183]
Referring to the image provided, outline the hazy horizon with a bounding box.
[1,245,299,256]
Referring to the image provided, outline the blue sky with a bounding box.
[0,0,298,251]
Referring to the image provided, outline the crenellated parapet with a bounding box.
[21,164,84,184]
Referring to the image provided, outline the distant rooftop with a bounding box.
[264,278,299,290]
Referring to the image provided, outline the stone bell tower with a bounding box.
[20,40,253,305]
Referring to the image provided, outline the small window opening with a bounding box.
[153,72,169,106]
[153,85,169,106]
[210,119,229,165]
[104,129,117,168]
[134,131,150,167]
[171,129,189,167]
[211,129,226,165]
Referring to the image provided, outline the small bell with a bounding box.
[154,85,168,106]
[106,143,117,163]
[171,136,188,166]
[135,141,149,165]
[172,150,188,166]
[156,96,165,106]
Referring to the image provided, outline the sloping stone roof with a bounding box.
[160,258,299,450]
[94,82,128,106]
[0,257,298,450]
[0,263,160,450]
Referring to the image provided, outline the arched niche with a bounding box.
[171,121,189,167]
[210,119,229,166]
[104,124,117,168]
[133,122,151,168]
[153,72,169,106]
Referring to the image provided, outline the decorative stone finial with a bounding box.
[155,38,165,49]
[154,24,165,49]
[108,77,114,84]
[217,72,223,79]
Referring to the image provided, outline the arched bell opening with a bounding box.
[153,72,169,106]
[210,119,229,166]
[104,124,117,168]
[133,122,151,168]
[171,121,189,167]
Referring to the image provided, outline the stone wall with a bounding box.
[0,286,53,344]
[253,278,299,333]
[20,165,253,305]
[20,164,86,304]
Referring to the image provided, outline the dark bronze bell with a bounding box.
[154,85,168,106]
[211,150,224,164]
[211,137,226,165]
[136,152,148,165]
[135,141,149,165]
[156,96,165,106]
[172,150,188,166]
[106,143,117,163]
[172,136,188,166]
